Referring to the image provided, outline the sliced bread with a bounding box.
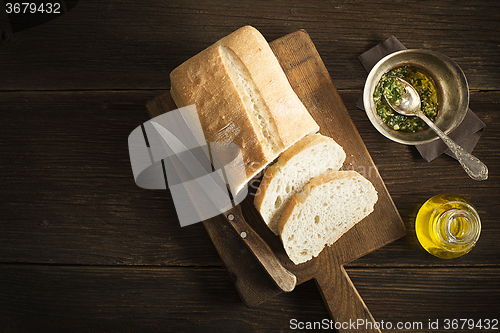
[254,133,345,234]
[279,170,378,265]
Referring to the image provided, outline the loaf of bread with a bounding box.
[170,26,319,194]
[254,133,346,234]
[279,171,378,265]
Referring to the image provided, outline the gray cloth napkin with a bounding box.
[356,36,486,162]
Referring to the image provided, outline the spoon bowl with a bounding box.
[383,76,421,116]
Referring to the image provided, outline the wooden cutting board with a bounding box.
[146,30,406,332]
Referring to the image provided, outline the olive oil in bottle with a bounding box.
[415,194,481,259]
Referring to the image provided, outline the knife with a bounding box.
[150,121,296,292]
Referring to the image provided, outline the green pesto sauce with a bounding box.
[373,66,439,132]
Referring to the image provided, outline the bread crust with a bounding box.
[219,26,319,148]
[254,133,336,212]
[277,170,375,235]
[169,26,319,193]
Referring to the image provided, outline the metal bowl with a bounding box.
[363,49,469,145]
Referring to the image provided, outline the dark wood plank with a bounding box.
[1,265,498,332]
[0,1,498,331]
[0,90,222,266]
[348,267,500,332]
[0,264,328,333]
[0,0,499,91]
[0,89,498,268]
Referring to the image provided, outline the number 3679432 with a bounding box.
[5,3,61,14]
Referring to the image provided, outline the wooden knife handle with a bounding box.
[224,205,297,292]
[316,265,381,333]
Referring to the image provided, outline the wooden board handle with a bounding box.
[224,205,297,293]
[315,265,381,333]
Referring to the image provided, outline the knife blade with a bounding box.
[150,120,296,292]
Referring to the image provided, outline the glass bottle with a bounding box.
[415,193,481,259]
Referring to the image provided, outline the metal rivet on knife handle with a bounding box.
[240,231,247,239]
[227,214,234,221]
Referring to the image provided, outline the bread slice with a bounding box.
[279,171,378,265]
[170,26,319,194]
[254,133,346,234]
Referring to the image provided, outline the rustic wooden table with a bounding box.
[1,1,499,332]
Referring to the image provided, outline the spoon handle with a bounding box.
[419,113,488,181]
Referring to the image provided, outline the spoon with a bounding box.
[383,76,488,181]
